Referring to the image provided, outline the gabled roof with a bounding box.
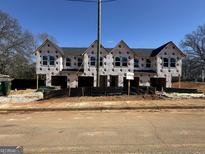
[150,41,186,57]
[150,42,171,57]
[34,40,185,58]
[34,39,64,55]
[111,40,135,54]
[82,40,110,55]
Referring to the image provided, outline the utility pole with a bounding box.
[96,0,101,87]
[66,0,116,87]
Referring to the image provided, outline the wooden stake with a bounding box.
[128,80,130,96]
[36,74,39,90]
[178,75,181,88]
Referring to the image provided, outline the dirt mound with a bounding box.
[172,82,205,93]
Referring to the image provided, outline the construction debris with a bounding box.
[163,92,205,99]
[0,91,43,103]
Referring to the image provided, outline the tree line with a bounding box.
[181,25,205,82]
[0,10,204,81]
[0,10,56,79]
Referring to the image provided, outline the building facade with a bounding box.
[35,39,185,89]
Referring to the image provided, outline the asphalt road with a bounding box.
[0,110,205,154]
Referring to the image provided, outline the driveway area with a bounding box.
[0,110,205,153]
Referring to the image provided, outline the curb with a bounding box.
[0,105,205,112]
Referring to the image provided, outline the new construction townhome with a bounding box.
[34,39,186,90]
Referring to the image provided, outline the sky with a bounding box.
[0,0,205,48]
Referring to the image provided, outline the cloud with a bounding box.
[106,40,115,44]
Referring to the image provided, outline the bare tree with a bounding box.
[37,32,57,45]
[0,10,36,78]
[181,24,205,82]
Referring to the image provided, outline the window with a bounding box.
[49,56,55,66]
[100,57,103,66]
[42,56,48,66]
[163,58,169,67]
[66,58,71,66]
[134,59,139,68]
[122,57,128,67]
[78,58,83,67]
[170,58,176,67]
[146,59,151,68]
[90,56,96,66]
[115,57,121,66]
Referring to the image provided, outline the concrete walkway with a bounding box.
[0,98,205,112]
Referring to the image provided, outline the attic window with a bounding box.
[42,56,48,65]
[134,59,139,68]
[170,58,176,67]
[164,52,167,55]
[146,59,151,68]
[173,46,176,49]
[48,44,50,47]
[127,51,129,54]
[91,51,94,54]
[39,50,42,53]
[115,57,121,66]
[92,45,94,48]
[90,56,96,66]
[55,51,58,53]
[163,58,169,67]
[122,57,128,67]
[47,50,50,53]
[100,57,103,66]
[78,58,83,67]
[49,56,55,65]
[119,45,121,48]
[66,58,71,66]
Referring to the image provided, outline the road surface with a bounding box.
[0,110,205,153]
